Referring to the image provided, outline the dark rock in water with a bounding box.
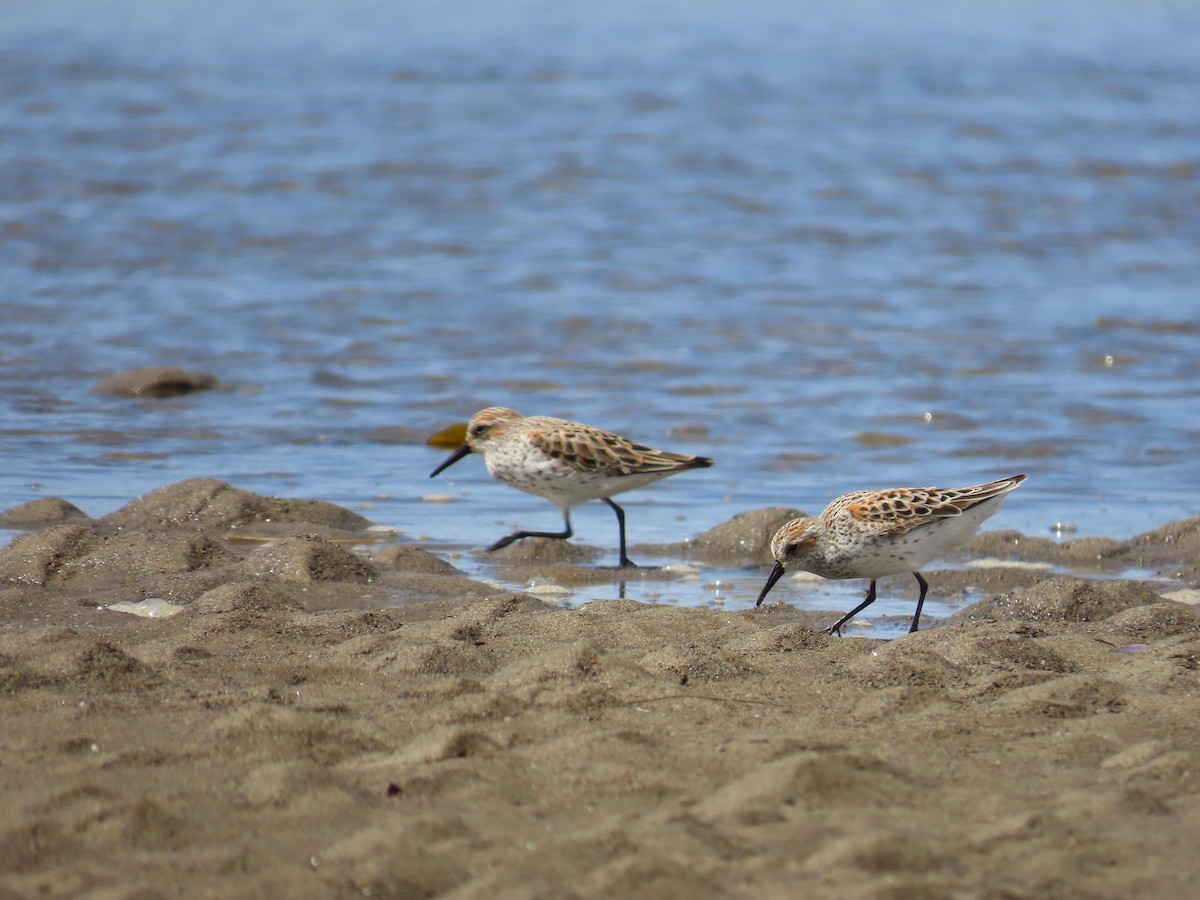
[953,577,1170,625]
[101,479,371,532]
[0,497,91,529]
[93,366,218,398]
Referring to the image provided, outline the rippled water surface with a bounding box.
[2,0,1198,627]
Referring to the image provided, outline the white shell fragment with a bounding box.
[106,598,185,618]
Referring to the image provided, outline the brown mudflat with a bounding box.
[2,480,1199,898]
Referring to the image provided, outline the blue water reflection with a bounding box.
[1,1,1197,621]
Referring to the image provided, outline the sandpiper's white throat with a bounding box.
[430,407,713,567]
[756,474,1027,635]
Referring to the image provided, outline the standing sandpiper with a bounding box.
[430,407,713,567]
[755,474,1026,634]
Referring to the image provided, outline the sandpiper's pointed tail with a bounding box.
[957,474,1027,509]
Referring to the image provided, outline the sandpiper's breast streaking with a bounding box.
[430,407,713,567]
[755,474,1027,635]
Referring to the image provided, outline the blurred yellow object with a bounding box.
[426,422,468,448]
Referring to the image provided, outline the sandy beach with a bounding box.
[2,479,1199,898]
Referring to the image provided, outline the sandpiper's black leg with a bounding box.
[909,572,929,633]
[826,580,877,636]
[487,512,573,552]
[602,498,637,568]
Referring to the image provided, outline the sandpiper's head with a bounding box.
[463,407,523,453]
[755,517,820,607]
[429,407,524,477]
[770,517,820,566]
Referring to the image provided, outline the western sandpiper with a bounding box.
[755,474,1027,634]
[430,407,713,567]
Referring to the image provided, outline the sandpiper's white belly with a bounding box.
[485,442,662,508]
[822,503,1000,580]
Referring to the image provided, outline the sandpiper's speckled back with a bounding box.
[464,407,713,510]
[771,475,1026,580]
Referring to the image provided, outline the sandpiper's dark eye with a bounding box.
[470,423,490,437]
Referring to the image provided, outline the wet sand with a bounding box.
[2,480,1200,897]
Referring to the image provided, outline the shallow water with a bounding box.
[2,0,1198,628]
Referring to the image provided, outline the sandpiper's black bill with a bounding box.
[430,443,472,478]
[755,561,786,607]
